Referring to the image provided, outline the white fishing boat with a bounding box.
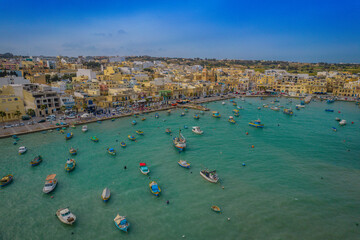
[339,120,347,126]
[101,188,111,202]
[56,208,76,225]
[222,102,225,105]
[192,126,203,135]
[43,174,57,193]
[335,117,341,121]
[200,169,219,183]
[82,125,88,132]
[18,146,27,154]
[296,104,305,108]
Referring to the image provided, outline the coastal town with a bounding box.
[1,54,360,137]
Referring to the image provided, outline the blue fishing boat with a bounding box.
[107,148,116,155]
[120,142,126,147]
[114,214,130,232]
[128,135,136,141]
[178,160,191,168]
[69,147,77,155]
[65,132,73,140]
[194,114,200,119]
[180,112,185,117]
[30,155,42,166]
[155,113,159,118]
[249,119,264,128]
[65,159,76,172]
[0,174,13,187]
[332,127,337,132]
[149,181,161,196]
[325,109,334,112]
[228,116,236,124]
[131,120,137,125]
[327,99,335,104]
[212,111,221,118]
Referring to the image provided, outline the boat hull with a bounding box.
[200,171,218,183]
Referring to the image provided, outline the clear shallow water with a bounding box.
[1,98,360,240]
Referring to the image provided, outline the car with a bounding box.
[3,125,12,128]
[66,115,76,119]
[81,113,90,118]
[38,119,46,123]
[20,123,25,126]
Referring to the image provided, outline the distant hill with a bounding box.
[0,53,14,58]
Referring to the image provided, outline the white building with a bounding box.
[76,69,96,80]
[0,76,30,88]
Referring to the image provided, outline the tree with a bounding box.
[40,105,47,117]
[72,105,78,113]
[0,111,6,126]
[14,110,21,123]
[45,74,51,83]
[82,103,87,111]
[26,108,35,117]
[60,106,66,113]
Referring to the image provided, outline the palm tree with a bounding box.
[14,110,21,123]
[40,104,47,118]
[26,108,35,117]
[0,111,6,127]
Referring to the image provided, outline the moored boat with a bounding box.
[65,132,73,140]
[178,160,190,168]
[139,163,150,175]
[192,126,203,135]
[173,130,186,151]
[228,116,236,124]
[212,111,221,118]
[18,146,27,155]
[141,118,146,121]
[43,174,57,193]
[101,188,111,202]
[165,128,172,134]
[332,127,337,132]
[335,117,341,121]
[222,102,225,105]
[120,142,126,147]
[65,159,76,172]
[325,109,334,112]
[249,119,264,128]
[91,136,99,142]
[128,135,136,141]
[82,125,88,132]
[114,214,130,232]
[131,120,137,125]
[211,205,221,213]
[296,104,305,108]
[155,113,159,118]
[30,155,42,166]
[339,120,347,126]
[180,112,185,117]
[271,107,280,111]
[136,130,144,135]
[56,208,76,225]
[70,124,76,129]
[0,174,13,187]
[194,114,200,119]
[283,108,293,115]
[69,147,77,155]
[200,169,219,183]
[107,148,116,155]
[149,181,161,196]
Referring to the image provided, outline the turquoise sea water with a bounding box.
[1,98,360,240]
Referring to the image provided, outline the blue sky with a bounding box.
[0,0,359,63]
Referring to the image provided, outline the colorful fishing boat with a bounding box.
[184,108,189,112]
[65,159,76,172]
[173,130,186,151]
[111,118,116,121]
[70,124,76,129]
[107,148,116,155]
[200,169,219,183]
[139,163,150,175]
[69,147,77,155]
[232,109,239,114]
[180,112,185,117]
[141,117,146,121]
[249,119,264,128]
[101,188,111,202]
[82,125,88,132]
[0,174,13,187]
[65,132,73,140]
[91,136,99,142]
[120,142,126,147]
[30,155,42,166]
[149,181,161,196]
[237,106,244,110]
[165,128,172,134]
[228,116,236,124]
[332,127,337,132]
[263,104,269,108]
[283,108,293,115]
[43,174,57,193]
[56,208,76,225]
[232,102,237,106]
[131,120,137,125]
[114,214,130,232]
[18,146,27,155]
[178,160,191,168]
[136,130,144,135]
[212,111,221,118]
[211,205,221,213]
[194,114,200,119]
[128,135,136,141]
[325,109,334,112]
[155,113,159,118]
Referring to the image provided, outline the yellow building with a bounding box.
[0,88,25,121]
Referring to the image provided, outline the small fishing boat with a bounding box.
[18,146,27,155]
[0,174,13,187]
[283,108,293,115]
[155,113,159,118]
[249,119,264,128]
[62,127,67,130]
[70,124,76,129]
[211,205,221,213]
[332,127,337,132]
[141,118,146,121]
[120,142,126,147]
[101,188,111,202]
[271,107,280,111]
[107,148,116,155]
[232,109,239,114]
[173,130,186,151]
[184,125,188,129]
[234,112,240,117]
[222,102,225,105]
[82,125,88,132]
[91,136,99,142]
[180,112,185,117]
[192,126,203,135]
[194,114,200,119]
[139,163,150,175]
[43,174,57,193]
[184,109,188,112]
[149,181,161,196]
[296,104,305,108]
[65,132,73,140]
[335,117,341,121]
[339,120,347,126]
[257,107,261,110]
[111,118,116,121]
[167,110,171,114]
[60,130,64,134]
[212,111,221,118]
[178,160,190,168]
[97,120,102,124]
[56,208,76,225]
[131,120,137,125]
[114,214,130,232]
[136,130,144,135]
[327,99,335,104]
[165,128,172,134]
[295,106,300,110]
[65,159,76,172]
[200,169,219,183]
[263,104,269,108]
[325,109,334,112]
[69,147,77,155]
[232,102,237,106]
[134,114,139,118]
[128,135,136,141]
[237,106,244,110]
[30,155,42,166]
[228,116,236,124]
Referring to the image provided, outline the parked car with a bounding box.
[21,115,31,120]
[38,119,46,123]
[3,125,12,128]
